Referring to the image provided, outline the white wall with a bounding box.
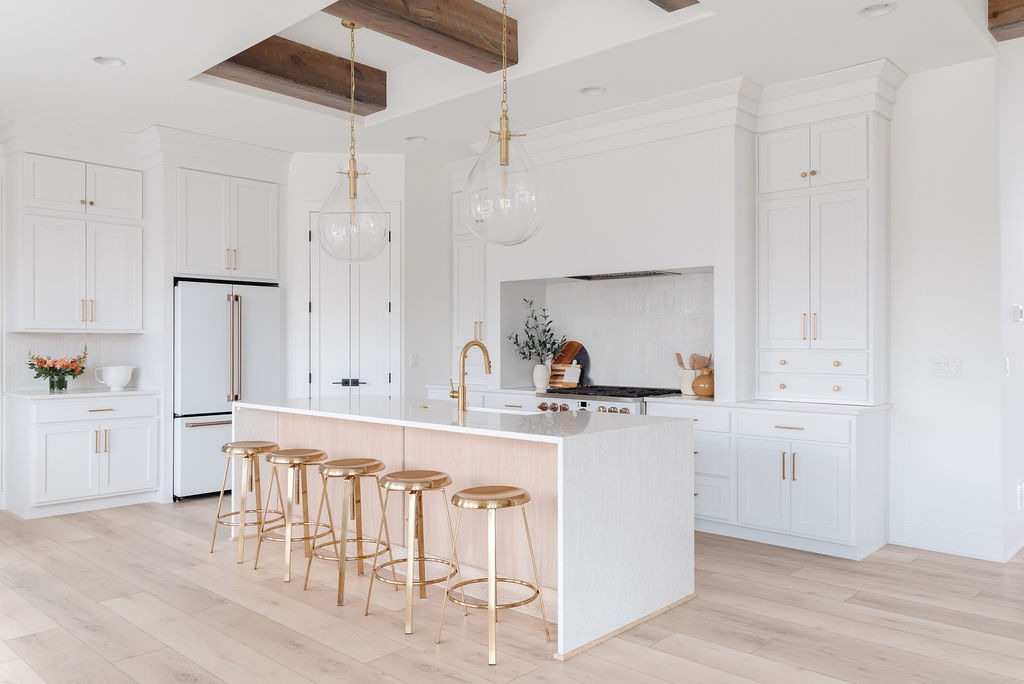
[889,57,1005,559]
[997,38,1024,557]
[284,152,405,398]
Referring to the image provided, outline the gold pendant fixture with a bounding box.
[317,20,389,262]
[463,0,542,246]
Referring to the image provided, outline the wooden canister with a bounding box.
[692,369,714,397]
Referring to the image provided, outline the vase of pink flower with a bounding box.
[28,347,88,394]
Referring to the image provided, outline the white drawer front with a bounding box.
[34,396,159,423]
[483,392,537,411]
[738,411,851,444]
[694,432,732,477]
[644,402,731,432]
[760,351,868,375]
[694,474,734,522]
[758,375,868,404]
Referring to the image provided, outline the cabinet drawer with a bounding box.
[694,432,732,477]
[483,392,538,411]
[758,374,868,404]
[760,351,868,375]
[738,411,851,444]
[34,396,158,423]
[694,474,734,522]
[644,402,731,432]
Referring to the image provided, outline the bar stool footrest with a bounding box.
[445,577,541,611]
[258,520,334,545]
[310,537,390,563]
[215,509,284,529]
[373,557,458,587]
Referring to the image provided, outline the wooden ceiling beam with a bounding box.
[990,0,1024,41]
[322,0,516,73]
[647,0,701,11]
[205,34,387,114]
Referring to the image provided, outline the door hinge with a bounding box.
[388,372,392,383]
[388,230,392,242]
[308,230,312,242]
[308,372,312,384]
[308,301,312,313]
[388,301,391,313]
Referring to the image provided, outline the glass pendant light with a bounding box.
[464,0,542,246]
[318,21,389,262]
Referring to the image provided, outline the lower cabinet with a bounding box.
[5,393,160,518]
[737,436,850,542]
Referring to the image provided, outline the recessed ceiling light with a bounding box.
[859,3,896,17]
[405,136,427,143]
[579,86,607,96]
[93,56,126,68]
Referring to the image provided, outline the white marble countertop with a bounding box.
[5,388,160,400]
[234,396,686,443]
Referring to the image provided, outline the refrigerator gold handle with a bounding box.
[235,294,242,401]
[227,293,235,402]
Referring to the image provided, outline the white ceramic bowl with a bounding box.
[95,366,134,391]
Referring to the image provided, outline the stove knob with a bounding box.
[597,406,607,413]
[619,407,630,415]
[537,402,549,411]
[560,403,570,412]
[608,407,619,414]
[549,404,560,412]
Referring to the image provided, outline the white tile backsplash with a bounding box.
[545,273,714,388]
[6,332,144,392]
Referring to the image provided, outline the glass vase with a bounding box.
[48,375,68,394]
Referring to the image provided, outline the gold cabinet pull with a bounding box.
[80,299,86,322]
[792,452,797,481]
[782,451,787,480]
[88,200,95,206]
[87,408,114,413]
[779,383,786,390]
[833,360,841,367]
[89,299,95,322]
[503,404,523,409]
[801,313,807,340]
[80,199,86,205]
[225,249,230,269]
[227,293,235,401]
[810,170,817,176]
[94,430,100,453]
[774,425,805,430]
[232,249,238,270]
[779,359,787,366]
[185,419,232,428]
[833,385,841,392]
[800,171,808,178]
[103,428,109,453]
[812,313,818,340]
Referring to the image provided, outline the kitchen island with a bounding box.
[231,396,694,659]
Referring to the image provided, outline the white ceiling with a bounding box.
[0,0,996,161]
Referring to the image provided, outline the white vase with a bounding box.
[679,369,697,396]
[532,364,549,392]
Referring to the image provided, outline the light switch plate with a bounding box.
[931,357,962,377]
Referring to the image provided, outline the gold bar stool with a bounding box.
[303,458,394,605]
[365,470,460,635]
[436,485,550,665]
[253,448,331,581]
[210,440,280,564]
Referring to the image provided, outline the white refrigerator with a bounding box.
[173,279,281,498]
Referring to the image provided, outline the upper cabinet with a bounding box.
[176,169,278,281]
[758,115,868,194]
[22,153,142,220]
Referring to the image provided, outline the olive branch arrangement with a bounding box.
[506,298,566,364]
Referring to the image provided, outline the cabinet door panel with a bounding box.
[758,128,809,194]
[35,424,98,503]
[177,169,230,275]
[230,178,278,280]
[100,419,158,494]
[86,164,142,220]
[789,442,851,542]
[87,223,142,330]
[22,154,85,214]
[694,474,734,522]
[19,216,87,330]
[694,432,731,477]
[810,189,867,350]
[810,116,867,187]
[758,197,810,349]
[737,437,790,532]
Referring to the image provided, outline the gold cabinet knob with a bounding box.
[833,385,841,392]
[79,199,86,205]
[810,169,818,176]
[88,200,95,206]
[800,171,808,178]
[779,384,786,390]
[833,360,841,367]
[779,359,787,366]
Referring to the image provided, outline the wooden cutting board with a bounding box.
[553,341,582,365]
[548,363,580,388]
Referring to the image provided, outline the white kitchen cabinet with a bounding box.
[757,115,867,194]
[176,169,278,280]
[17,215,142,331]
[22,153,142,220]
[5,392,161,518]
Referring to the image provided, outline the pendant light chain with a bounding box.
[501,0,508,115]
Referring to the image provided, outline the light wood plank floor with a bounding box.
[1,498,1023,683]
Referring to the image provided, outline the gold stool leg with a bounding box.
[364,487,391,616]
[376,476,397,584]
[283,464,297,582]
[300,465,312,559]
[337,476,350,606]
[435,507,464,644]
[487,508,497,665]
[404,490,417,634]
[522,506,551,641]
[209,455,232,554]
[415,493,427,600]
[304,473,331,591]
[253,464,281,571]
[353,476,365,575]
[236,455,250,564]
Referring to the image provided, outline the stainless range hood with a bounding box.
[567,270,681,281]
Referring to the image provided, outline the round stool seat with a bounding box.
[452,485,530,510]
[222,440,278,456]
[320,458,385,478]
[265,448,327,466]
[380,470,452,492]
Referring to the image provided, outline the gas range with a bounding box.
[536,385,681,415]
